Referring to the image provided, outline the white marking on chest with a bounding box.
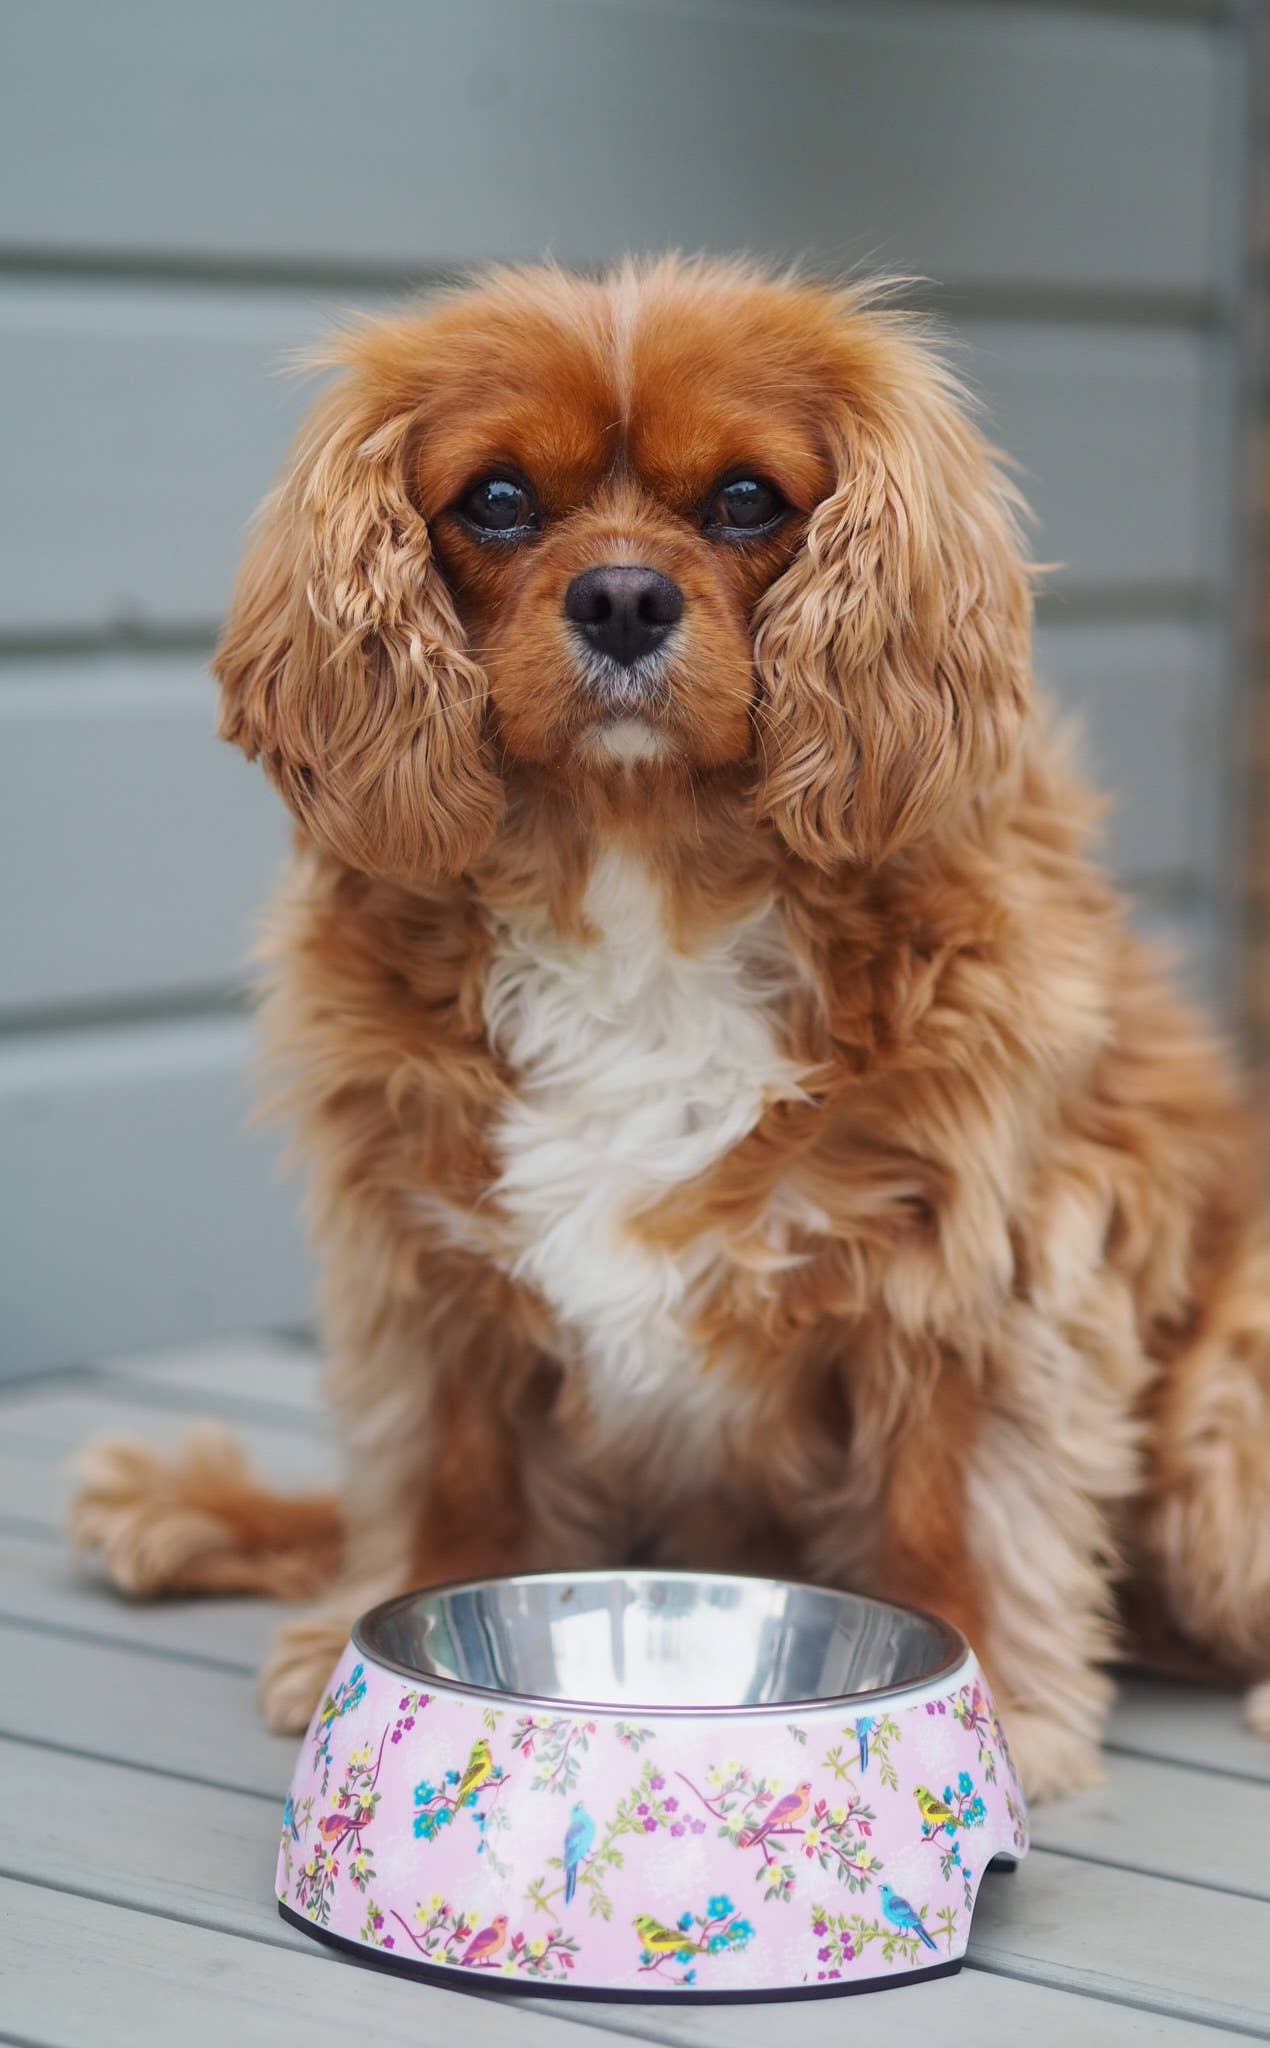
[481,849,807,1446]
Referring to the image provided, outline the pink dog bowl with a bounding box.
[277,1570,1028,2002]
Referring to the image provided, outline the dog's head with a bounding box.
[216,258,1032,879]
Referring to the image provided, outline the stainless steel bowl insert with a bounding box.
[354,1568,967,1713]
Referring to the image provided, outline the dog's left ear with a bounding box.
[753,323,1032,869]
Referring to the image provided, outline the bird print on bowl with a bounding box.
[275,1570,1028,2000]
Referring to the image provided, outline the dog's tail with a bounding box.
[68,1422,343,1601]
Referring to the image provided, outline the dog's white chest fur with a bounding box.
[482,849,805,1441]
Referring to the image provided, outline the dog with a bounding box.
[69,257,1270,1799]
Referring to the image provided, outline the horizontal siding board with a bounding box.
[1133,894,1229,1009]
[0,902,1231,1382]
[0,1016,311,1376]
[0,625,1224,1017]
[0,0,1246,1383]
[0,281,1229,627]
[0,281,316,634]
[962,323,1229,599]
[1032,619,1220,885]
[0,662,288,1012]
[0,2,1230,293]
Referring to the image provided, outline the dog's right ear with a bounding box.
[214,374,503,881]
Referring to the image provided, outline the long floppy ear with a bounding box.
[214,373,503,880]
[753,320,1032,868]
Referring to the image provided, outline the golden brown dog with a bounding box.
[70,258,1270,1798]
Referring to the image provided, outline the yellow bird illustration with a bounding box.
[633,1913,693,1955]
[915,1784,960,1832]
[456,1737,494,1805]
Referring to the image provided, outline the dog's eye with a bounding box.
[458,475,538,536]
[706,476,786,536]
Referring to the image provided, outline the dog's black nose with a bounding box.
[564,565,683,668]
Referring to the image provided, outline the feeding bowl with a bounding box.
[277,1569,1028,2001]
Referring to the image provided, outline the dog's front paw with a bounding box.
[1244,1679,1270,1741]
[1002,1706,1104,1804]
[260,1611,353,1733]
[68,1425,247,1598]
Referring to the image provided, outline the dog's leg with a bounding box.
[1137,1226,1270,1723]
[255,1275,622,1733]
[257,1458,532,1737]
[853,1330,1121,1802]
[256,1406,592,1733]
[68,1422,342,1600]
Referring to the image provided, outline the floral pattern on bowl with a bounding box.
[277,1641,1027,2000]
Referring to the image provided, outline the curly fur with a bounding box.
[70,258,1270,1800]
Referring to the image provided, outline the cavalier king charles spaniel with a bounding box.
[71,257,1270,1798]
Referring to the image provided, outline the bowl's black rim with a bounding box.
[278,1900,964,2003]
[351,1566,971,1717]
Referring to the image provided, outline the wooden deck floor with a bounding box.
[2,1337,1268,2045]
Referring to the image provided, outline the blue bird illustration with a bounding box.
[282,1795,301,1843]
[854,1714,875,1774]
[879,1883,937,1952]
[562,1800,596,1905]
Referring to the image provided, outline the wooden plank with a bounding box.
[1031,1749,1270,1899]
[607,1976,1254,2048]
[102,1336,322,1416]
[971,1850,1270,2039]
[4,1736,1261,2045]
[0,1425,81,1529]
[0,1529,279,1672]
[0,1015,312,1376]
[10,1370,1263,1795]
[0,1880,635,2048]
[1110,1675,1270,1784]
[0,1400,331,1556]
[1,1883,1200,2048]
[30,1491,1270,1814]
[0,661,288,1012]
[0,1390,329,1532]
[0,1441,89,1530]
[0,1622,292,1795]
[0,2,1229,293]
[6,1592,1270,1903]
[8,1488,1270,1800]
[0,1385,326,1465]
[0,1735,308,1947]
[13,1363,1269,1802]
[0,285,1228,636]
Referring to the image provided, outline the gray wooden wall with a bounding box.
[0,0,1254,1374]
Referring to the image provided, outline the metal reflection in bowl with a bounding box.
[355,1569,967,1712]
